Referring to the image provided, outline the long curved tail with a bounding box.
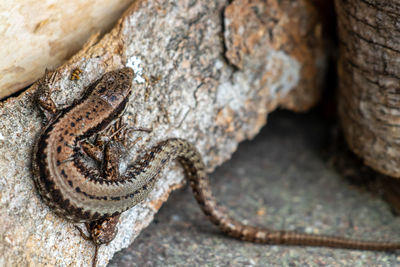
[174,139,400,251]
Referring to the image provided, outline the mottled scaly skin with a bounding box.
[32,68,400,252]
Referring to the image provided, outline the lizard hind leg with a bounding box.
[86,215,121,247]
[75,216,120,267]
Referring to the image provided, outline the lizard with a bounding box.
[32,67,400,266]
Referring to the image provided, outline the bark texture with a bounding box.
[336,0,400,178]
[0,0,326,266]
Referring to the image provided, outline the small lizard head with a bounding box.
[93,67,134,108]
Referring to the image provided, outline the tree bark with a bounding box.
[336,0,400,178]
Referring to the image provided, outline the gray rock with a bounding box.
[0,0,325,266]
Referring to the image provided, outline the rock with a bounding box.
[0,0,136,100]
[0,0,326,265]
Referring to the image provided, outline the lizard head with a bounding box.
[92,67,134,108]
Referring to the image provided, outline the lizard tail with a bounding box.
[176,142,400,251]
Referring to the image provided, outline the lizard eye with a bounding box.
[109,95,117,102]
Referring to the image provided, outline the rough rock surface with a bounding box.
[0,0,326,266]
[0,0,136,99]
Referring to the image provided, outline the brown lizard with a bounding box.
[32,67,400,265]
